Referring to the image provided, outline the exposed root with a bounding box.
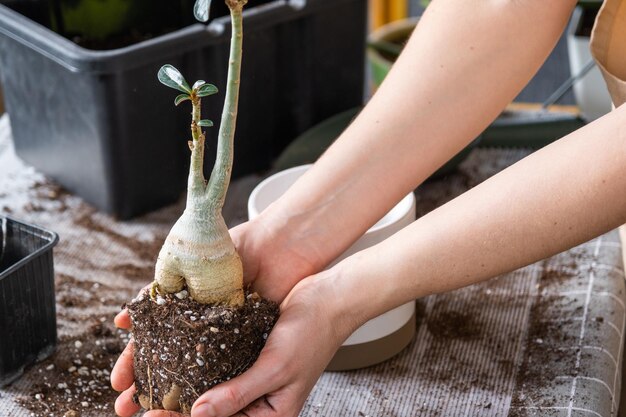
[147,365,154,409]
[163,367,201,398]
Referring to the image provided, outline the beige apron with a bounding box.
[590,0,626,107]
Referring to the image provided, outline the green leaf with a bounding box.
[192,80,206,90]
[196,83,218,97]
[198,119,214,127]
[174,94,191,106]
[158,65,191,94]
[194,0,211,22]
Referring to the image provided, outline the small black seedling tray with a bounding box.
[0,216,59,387]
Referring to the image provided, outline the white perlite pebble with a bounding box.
[132,295,144,303]
[175,290,188,299]
[210,327,219,333]
[35,394,44,400]
[156,296,166,306]
[81,401,89,407]
[46,364,54,370]
[220,344,226,350]
[74,340,83,349]
[233,328,239,334]
[196,358,205,366]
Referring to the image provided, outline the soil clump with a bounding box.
[128,291,279,413]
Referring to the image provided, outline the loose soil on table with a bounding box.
[128,291,279,414]
[508,255,601,416]
[14,318,127,417]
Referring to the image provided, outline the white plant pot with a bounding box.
[567,7,612,122]
[248,165,417,370]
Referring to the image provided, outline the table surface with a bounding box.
[0,114,624,417]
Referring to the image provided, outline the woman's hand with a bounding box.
[188,272,354,417]
[229,217,323,302]
[112,271,356,417]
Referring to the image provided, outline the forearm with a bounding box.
[333,105,626,323]
[259,0,576,270]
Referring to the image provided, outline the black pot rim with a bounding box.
[0,215,59,281]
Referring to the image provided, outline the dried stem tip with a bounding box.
[226,0,248,11]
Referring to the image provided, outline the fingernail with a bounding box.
[191,403,213,417]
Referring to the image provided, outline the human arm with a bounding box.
[249,0,579,301]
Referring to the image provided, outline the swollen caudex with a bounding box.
[154,209,244,307]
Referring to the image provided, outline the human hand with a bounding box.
[112,271,356,417]
[229,216,324,302]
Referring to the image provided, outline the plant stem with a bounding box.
[188,95,208,208]
[205,4,244,209]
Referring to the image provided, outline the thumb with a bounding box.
[190,349,286,417]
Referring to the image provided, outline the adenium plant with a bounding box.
[151,0,248,307]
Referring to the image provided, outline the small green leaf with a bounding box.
[192,80,206,90]
[158,64,191,94]
[196,83,218,97]
[194,0,211,22]
[174,94,191,106]
[198,119,214,127]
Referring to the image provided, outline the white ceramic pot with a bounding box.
[248,165,417,370]
[567,6,612,122]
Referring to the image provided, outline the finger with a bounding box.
[114,309,131,329]
[190,352,285,417]
[235,396,278,417]
[111,341,135,392]
[144,411,187,417]
[114,384,141,417]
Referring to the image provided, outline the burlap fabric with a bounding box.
[0,115,624,416]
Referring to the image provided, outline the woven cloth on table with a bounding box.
[0,114,624,417]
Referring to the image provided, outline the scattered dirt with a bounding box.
[426,311,481,340]
[55,273,114,309]
[73,211,163,262]
[111,263,155,281]
[27,179,71,213]
[508,259,589,415]
[14,317,128,417]
[128,291,279,413]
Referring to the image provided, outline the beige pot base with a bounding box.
[326,312,416,371]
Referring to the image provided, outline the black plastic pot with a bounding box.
[0,0,366,218]
[0,216,59,387]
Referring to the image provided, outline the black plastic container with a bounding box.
[0,216,59,387]
[0,0,366,218]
